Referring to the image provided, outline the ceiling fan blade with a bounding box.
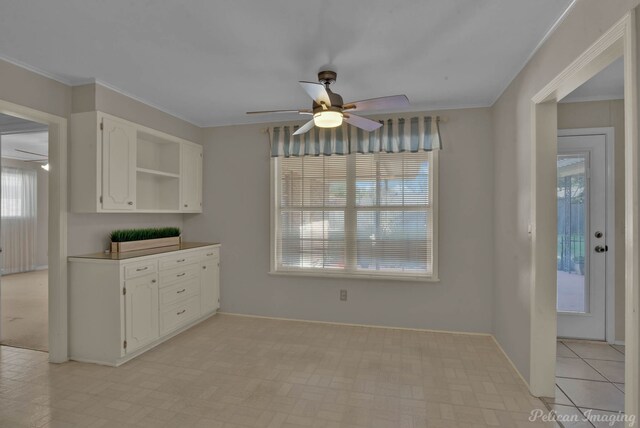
[343,114,383,132]
[15,148,47,157]
[246,109,311,115]
[343,95,409,112]
[293,119,315,136]
[299,81,331,107]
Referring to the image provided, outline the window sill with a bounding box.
[269,270,440,283]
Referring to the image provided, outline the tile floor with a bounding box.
[0,314,555,427]
[542,340,626,428]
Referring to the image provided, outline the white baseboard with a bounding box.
[614,340,625,346]
[35,265,48,271]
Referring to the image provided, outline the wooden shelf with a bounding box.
[136,167,180,178]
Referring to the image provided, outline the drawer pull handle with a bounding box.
[177,288,186,294]
[206,253,214,256]
[136,267,148,272]
[176,259,186,263]
[177,272,186,277]
[177,309,186,315]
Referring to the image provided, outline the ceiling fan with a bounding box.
[15,148,49,171]
[247,70,409,135]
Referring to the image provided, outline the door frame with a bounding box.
[0,99,68,363]
[530,11,638,418]
[558,127,616,343]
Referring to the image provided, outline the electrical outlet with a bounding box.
[340,289,347,301]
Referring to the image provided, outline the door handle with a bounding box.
[595,245,608,253]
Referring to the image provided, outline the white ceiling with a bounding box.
[561,57,624,103]
[0,0,573,127]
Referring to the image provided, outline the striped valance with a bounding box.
[269,116,442,158]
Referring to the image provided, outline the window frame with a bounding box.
[270,151,439,282]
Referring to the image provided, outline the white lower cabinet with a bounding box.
[69,244,220,366]
[124,274,159,353]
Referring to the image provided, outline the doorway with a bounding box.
[530,11,637,419]
[0,113,49,351]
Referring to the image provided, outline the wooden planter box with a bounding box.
[110,236,181,253]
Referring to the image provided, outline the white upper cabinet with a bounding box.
[101,117,137,210]
[70,111,202,213]
[181,143,203,212]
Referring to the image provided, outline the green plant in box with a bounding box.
[110,227,181,243]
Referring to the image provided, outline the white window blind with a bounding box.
[273,152,436,279]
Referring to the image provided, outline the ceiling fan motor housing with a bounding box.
[313,71,344,113]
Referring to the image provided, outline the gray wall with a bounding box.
[491,0,639,383]
[183,107,495,333]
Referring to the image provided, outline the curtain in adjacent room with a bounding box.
[269,116,442,158]
[1,165,37,274]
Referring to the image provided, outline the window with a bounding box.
[272,151,437,280]
[1,167,37,218]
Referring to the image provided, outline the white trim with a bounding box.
[0,53,74,86]
[530,12,638,419]
[491,0,579,106]
[558,127,616,344]
[559,94,625,104]
[0,99,68,363]
[268,270,439,283]
[490,335,531,390]
[219,311,491,336]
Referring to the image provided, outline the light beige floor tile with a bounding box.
[556,378,624,412]
[584,359,625,384]
[556,342,578,358]
[0,314,552,428]
[579,408,627,428]
[563,342,624,362]
[541,386,573,406]
[547,405,592,427]
[611,344,625,354]
[555,357,606,381]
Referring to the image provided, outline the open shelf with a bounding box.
[136,131,180,176]
[136,172,179,211]
[136,167,180,178]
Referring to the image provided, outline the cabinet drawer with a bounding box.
[159,264,199,287]
[159,277,200,308]
[124,260,157,279]
[159,295,200,335]
[159,252,198,270]
[200,248,219,261]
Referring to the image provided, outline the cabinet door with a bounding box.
[181,143,202,212]
[102,117,137,210]
[125,274,159,353]
[200,259,220,314]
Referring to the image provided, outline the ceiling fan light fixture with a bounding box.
[313,111,343,128]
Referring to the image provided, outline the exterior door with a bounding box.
[125,274,159,353]
[557,133,607,340]
[102,117,136,210]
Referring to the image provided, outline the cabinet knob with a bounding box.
[151,279,156,283]
[127,201,133,206]
[184,204,188,208]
